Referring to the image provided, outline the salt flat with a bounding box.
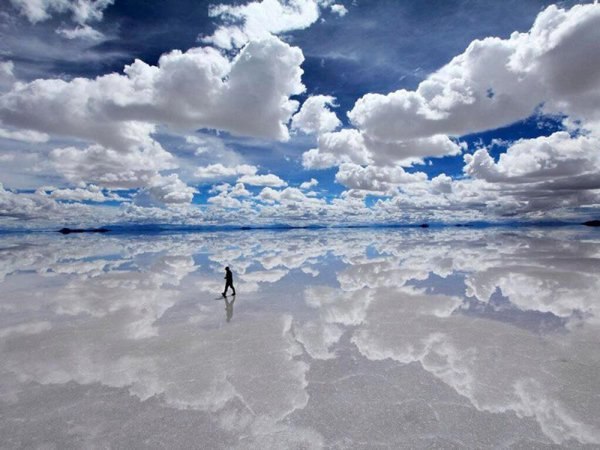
[1,227,599,449]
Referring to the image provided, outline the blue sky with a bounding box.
[0,0,599,227]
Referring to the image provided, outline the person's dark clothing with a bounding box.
[223,267,236,296]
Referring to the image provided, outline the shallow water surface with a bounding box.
[1,228,599,448]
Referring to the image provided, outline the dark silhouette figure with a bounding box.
[222,266,236,296]
[58,227,110,234]
[224,296,235,322]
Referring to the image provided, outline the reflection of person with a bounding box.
[224,296,235,322]
[222,266,236,296]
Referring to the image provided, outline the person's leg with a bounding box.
[232,283,236,295]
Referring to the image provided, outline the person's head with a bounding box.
[225,266,230,271]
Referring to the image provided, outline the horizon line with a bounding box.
[1,220,599,234]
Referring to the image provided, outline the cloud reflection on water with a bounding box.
[0,227,599,447]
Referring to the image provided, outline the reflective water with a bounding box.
[1,228,599,448]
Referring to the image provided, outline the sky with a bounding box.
[0,0,599,228]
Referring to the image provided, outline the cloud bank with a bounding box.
[1,1,600,227]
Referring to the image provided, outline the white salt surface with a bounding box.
[0,227,599,448]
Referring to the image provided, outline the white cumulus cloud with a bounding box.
[0,36,305,145]
[237,173,288,187]
[335,163,427,193]
[330,4,347,17]
[291,95,341,134]
[194,164,258,181]
[348,4,600,142]
[133,174,197,206]
[9,0,114,24]
[202,0,325,50]
[300,178,318,189]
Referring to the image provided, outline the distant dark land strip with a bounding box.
[40,221,599,234]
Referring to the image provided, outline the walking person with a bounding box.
[222,266,236,297]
